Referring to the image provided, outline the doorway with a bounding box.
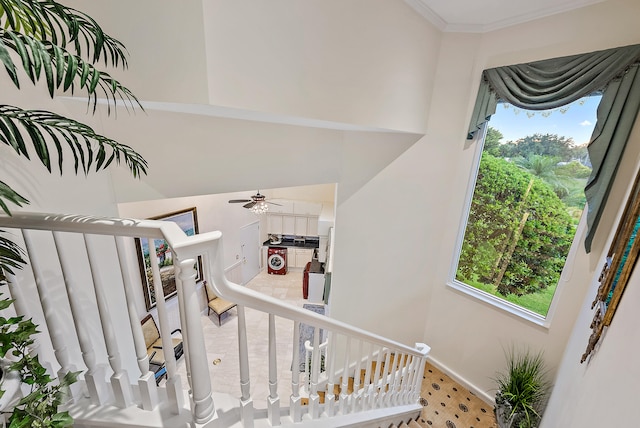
[239,221,260,285]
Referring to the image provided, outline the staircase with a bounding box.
[0,211,431,427]
[297,355,498,428]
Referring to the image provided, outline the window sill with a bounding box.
[447,279,551,329]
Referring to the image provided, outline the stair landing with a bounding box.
[413,362,497,428]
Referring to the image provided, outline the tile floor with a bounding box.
[175,268,306,408]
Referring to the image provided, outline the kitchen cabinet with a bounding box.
[282,215,295,235]
[268,214,283,235]
[294,216,308,236]
[292,248,313,268]
[266,213,319,236]
[307,217,318,236]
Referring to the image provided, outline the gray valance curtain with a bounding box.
[467,44,640,253]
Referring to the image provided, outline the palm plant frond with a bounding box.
[0,105,148,177]
[0,230,26,274]
[0,3,145,424]
[0,30,141,112]
[0,0,129,67]
[0,180,28,215]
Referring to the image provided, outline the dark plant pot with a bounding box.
[495,392,539,428]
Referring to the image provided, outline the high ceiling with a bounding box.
[404,0,606,32]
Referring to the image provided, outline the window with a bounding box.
[451,96,600,324]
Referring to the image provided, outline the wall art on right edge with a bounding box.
[582,169,640,363]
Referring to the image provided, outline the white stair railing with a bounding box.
[0,212,430,428]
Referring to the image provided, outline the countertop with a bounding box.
[263,238,319,249]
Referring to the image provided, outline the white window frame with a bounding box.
[447,122,585,328]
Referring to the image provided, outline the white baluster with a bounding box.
[399,355,415,404]
[377,348,392,408]
[4,272,28,322]
[339,336,351,415]
[267,314,280,426]
[4,271,54,379]
[51,232,99,403]
[177,259,214,424]
[289,320,302,422]
[369,345,384,410]
[114,236,158,410]
[324,331,337,417]
[148,242,183,415]
[391,353,406,405]
[361,342,373,411]
[84,234,133,408]
[174,265,192,401]
[237,304,254,428]
[22,231,75,390]
[386,351,401,407]
[308,326,321,419]
[350,339,363,414]
[406,354,420,403]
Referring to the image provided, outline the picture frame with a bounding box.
[136,207,203,311]
[582,170,640,363]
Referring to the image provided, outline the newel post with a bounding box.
[179,259,215,424]
[414,343,430,402]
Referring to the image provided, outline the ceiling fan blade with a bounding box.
[229,199,252,203]
[243,201,257,209]
[266,201,282,206]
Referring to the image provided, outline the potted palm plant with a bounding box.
[0,0,146,426]
[494,347,551,428]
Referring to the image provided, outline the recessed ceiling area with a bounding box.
[404,0,607,32]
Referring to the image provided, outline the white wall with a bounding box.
[70,104,421,206]
[202,0,439,133]
[539,107,640,427]
[0,0,428,384]
[5,2,640,423]
[65,0,438,132]
[62,0,210,105]
[329,0,640,403]
[270,184,336,204]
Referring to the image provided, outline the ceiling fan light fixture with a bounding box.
[250,200,269,214]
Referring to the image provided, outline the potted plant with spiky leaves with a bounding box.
[494,347,551,428]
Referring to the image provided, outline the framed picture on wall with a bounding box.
[136,207,203,311]
[582,169,640,363]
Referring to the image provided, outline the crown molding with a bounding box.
[403,0,446,31]
[405,0,606,33]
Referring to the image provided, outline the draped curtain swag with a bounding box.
[467,44,640,253]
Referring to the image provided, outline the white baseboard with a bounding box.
[426,356,495,405]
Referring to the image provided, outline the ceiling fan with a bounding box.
[228,191,281,213]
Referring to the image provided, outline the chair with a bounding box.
[148,351,167,385]
[141,314,183,368]
[204,280,237,325]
